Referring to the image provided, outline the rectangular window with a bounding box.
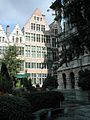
[47,48,52,60]
[36,34,40,42]
[34,16,36,20]
[16,37,19,43]
[42,47,47,58]
[20,37,22,43]
[40,18,42,21]
[12,36,14,42]
[41,25,45,31]
[31,46,36,58]
[16,31,18,35]
[37,46,41,58]
[36,24,40,31]
[18,47,24,55]
[0,37,1,42]
[31,23,35,30]
[52,38,57,47]
[41,35,44,42]
[25,45,30,57]
[0,46,6,54]
[26,32,30,42]
[2,37,4,42]
[31,33,35,42]
[31,63,36,68]
[46,35,50,43]
[54,29,58,35]
[37,17,39,21]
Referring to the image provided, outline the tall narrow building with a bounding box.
[23,8,52,87]
[9,24,25,73]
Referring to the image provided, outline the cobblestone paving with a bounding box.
[53,90,90,120]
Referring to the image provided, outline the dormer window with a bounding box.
[16,31,18,35]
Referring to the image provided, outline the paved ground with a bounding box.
[55,105,90,120]
[53,90,90,120]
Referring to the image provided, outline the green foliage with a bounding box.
[0,62,13,93]
[24,91,64,112]
[2,45,21,77]
[0,75,12,93]
[59,0,90,66]
[42,75,58,90]
[1,62,10,78]
[0,95,32,120]
[22,78,37,92]
[78,69,90,90]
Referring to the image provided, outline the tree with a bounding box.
[42,75,58,90]
[67,0,90,55]
[78,69,90,90]
[1,45,21,78]
[59,0,90,66]
[0,62,13,93]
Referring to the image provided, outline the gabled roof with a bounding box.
[23,8,50,32]
[0,24,3,31]
[11,24,23,35]
[32,8,42,16]
[23,8,43,27]
[0,24,7,37]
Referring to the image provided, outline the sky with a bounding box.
[0,0,55,32]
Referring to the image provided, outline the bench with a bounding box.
[32,108,64,120]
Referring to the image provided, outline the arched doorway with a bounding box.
[62,73,67,89]
[78,70,84,87]
[70,72,75,89]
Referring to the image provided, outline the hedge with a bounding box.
[24,91,64,112]
[0,95,32,120]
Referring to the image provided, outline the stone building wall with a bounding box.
[57,65,90,90]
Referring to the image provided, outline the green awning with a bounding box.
[15,73,29,78]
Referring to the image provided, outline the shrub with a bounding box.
[42,75,58,90]
[21,78,37,93]
[0,95,32,120]
[79,75,90,90]
[0,75,12,94]
[0,62,13,93]
[24,91,64,112]
[78,69,90,90]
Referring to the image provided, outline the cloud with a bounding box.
[0,0,54,31]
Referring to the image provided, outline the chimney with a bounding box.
[6,25,10,38]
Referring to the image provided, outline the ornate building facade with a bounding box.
[50,0,90,89]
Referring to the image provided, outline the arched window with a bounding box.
[62,73,67,89]
[70,72,75,89]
